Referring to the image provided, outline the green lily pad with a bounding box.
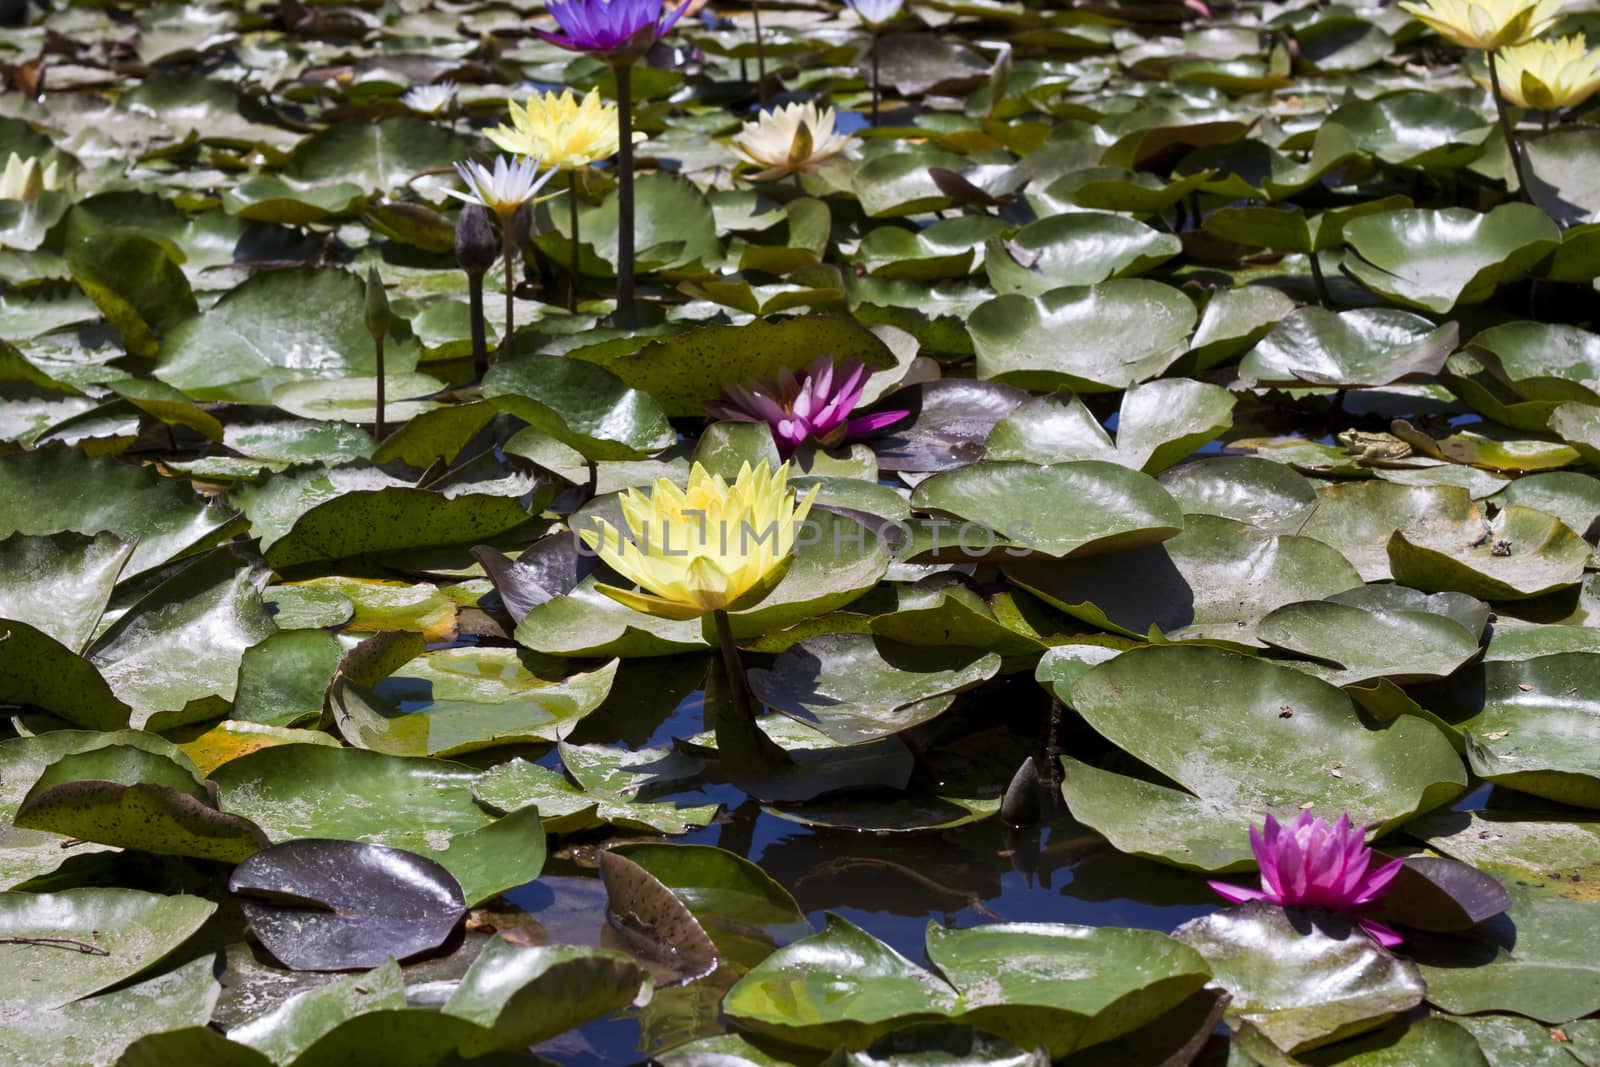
[1173,903,1424,1054]
[1342,206,1561,314]
[211,745,545,906]
[155,268,420,405]
[0,887,216,1010]
[334,650,618,756]
[1008,514,1362,645]
[1387,504,1589,601]
[1407,809,1600,901]
[1413,888,1600,1023]
[985,380,1234,474]
[286,117,478,193]
[1257,593,1485,687]
[472,754,717,835]
[67,231,197,360]
[484,355,675,460]
[908,460,1184,561]
[606,842,804,928]
[576,316,896,419]
[0,445,240,583]
[925,922,1212,1058]
[0,955,220,1067]
[1055,645,1465,870]
[972,282,1197,392]
[1414,653,1600,808]
[985,213,1181,295]
[1240,308,1458,388]
[14,744,270,863]
[1158,457,1318,529]
[232,464,546,573]
[747,634,1001,745]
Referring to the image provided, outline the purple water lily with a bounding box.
[707,355,908,457]
[537,0,692,59]
[1209,810,1405,947]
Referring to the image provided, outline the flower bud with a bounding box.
[455,203,497,275]
[363,266,390,341]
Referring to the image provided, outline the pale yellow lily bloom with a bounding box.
[0,153,62,202]
[1477,33,1600,108]
[1398,0,1564,51]
[486,89,640,170]
[731,101,851,181]
[578,460,819,620]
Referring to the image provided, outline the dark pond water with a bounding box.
[476,684,1500,1066]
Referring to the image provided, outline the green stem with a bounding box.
[870,32,880,126]
[500,211,516,350]
[712,609,754,721]
[1308,251,1332,308]
[567,169,580,312]
[615,62,636,316]
[374,335,386,441]
[467,270,487,382]
[753,0,767,103]
[1488,50,1534,202]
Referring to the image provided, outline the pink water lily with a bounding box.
[706,355,908,457]
[1208,810,1405,947]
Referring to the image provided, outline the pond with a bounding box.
[6,0,1600,1063]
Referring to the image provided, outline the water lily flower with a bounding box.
[844,0,903,28]
[1208,811,1405,947]
[731,102,851,181]
[400,81,457,115]
[0,153,61,202]
[707,356,908,458]
[444,154,555,218]
[537,0,692,61]
[1478,33,1600,109]
[579,460,819,620]
[1398,0,1562,51]
[535,0,687,316]
[444,155,555,346]
[487,88,637,169]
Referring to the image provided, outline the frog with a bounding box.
[1337,429,1414,467]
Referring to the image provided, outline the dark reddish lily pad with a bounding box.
[229,838,466,971]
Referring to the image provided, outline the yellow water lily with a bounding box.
[1478,33,1600,108]
[731,101,851,181]
[579,460,819,620]
[0,153,61,202]
[1398,0,1563,50]
[486,88,640,169]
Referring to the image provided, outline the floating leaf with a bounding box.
[229,839,466,971]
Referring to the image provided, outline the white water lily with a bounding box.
[731,101,851,181]
[845,0,903,27]
[401,81,457,115]
[442,154,555,217]
[0,153,62,202]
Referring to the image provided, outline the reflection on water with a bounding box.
[495,683,1499,1065]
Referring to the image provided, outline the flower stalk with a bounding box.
[567,170,582,311]
[363,266,390,440]
[455,203,496,381]
[615,62,637,316]
[752,0,768,103]
[712,608,756,721]
[1488,51,1536,201]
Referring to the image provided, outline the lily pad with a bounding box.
[229,838,466,971]
[0,887,216,1010]
[1054,645,1465,870]
[972,282,1197,392]
[748,635,1001,745]
[1173,903,1425,1055]
[1342,206,1561,314]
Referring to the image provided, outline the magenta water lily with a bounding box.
[1209,810,1405,946]
[707,355,908,457]
[538,0,692,60]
